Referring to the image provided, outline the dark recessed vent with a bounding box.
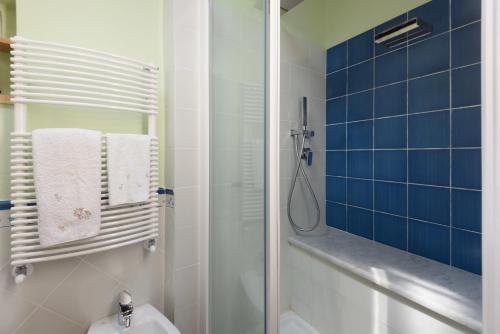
[374,18,432,48]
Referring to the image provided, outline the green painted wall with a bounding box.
[282,0,430,48]
[0,0,164,200]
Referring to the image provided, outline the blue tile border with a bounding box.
[0,201,12,211]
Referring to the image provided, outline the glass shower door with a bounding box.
[209,0,267,333]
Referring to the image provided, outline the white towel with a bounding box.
[106,134,151,205]
[32,128,102,247]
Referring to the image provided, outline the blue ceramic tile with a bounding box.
[375,47,407,87]
[374,212,407,250]
[347,206,373,239]
[326,201,347,230]
[326,124,346,150]
[326,69,347,99]
[347,120,373,149]
[348,30,374,65]
[451,229,482,275]
[327,42,347,73]
[326,97,346,124]
[374,82,407,118]
[347,151,373,179]
[375,14,408,56]
[326,151,346,176]
[409,33,450,78]
[326,176,346,203]
[452,189,481,232]
[452,149,481,189]
[409,71,450,113]
[348,90,373,121]
[374,116,406,149]
[409,0,450,36]
[408,184,450,226]
[452,22,481,68]
[408,110,450,148]
[452,107,481,147]
[408,150,450,186]
[348,60,373,94]
[451,0,481,28]
[347,178,373,209]
[374,181,407,216]
[374,150,407,182]
[452,64,481,108]
[408,219,450,265]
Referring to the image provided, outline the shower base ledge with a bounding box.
[289,227,482,333]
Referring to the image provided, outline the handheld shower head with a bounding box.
[301,96,308,128]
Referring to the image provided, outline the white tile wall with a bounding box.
[0,207,165,333]
[288,244,475,334]
[164,0,203,332]
[280,25,327,314]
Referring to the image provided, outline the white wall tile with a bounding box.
[174,186,199,229]
[173,264,200,310]
[174,69,200,110]
[0,289,37,333]
[0,226,10,269]
[174,303,200,334]
[0,256,81,305]
[13,307,83,334]
[288,244,473,334]
[174,226,199,269]
[174,108,200,149]
[174,149,200,188]
[43,261,120,326]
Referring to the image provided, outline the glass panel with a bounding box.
[209,0,266,333]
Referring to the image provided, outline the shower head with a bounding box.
[281,0,304,13]
[375,17,432,48]
[301,96,308,128]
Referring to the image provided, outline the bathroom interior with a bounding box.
[0,0,491,333]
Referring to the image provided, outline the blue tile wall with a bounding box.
[325,0,482,275]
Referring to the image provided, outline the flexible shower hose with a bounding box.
[287,132,321,232]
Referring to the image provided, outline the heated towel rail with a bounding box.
[9,36,160,283]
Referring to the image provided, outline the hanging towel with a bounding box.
[32,128,102,247]
[106,134,151,205]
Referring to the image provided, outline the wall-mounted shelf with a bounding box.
[0,94,11,104]
[0,38,11,53]
[0,38,12,103]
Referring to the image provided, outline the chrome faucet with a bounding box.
[118,290,133,328]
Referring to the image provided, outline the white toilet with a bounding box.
[87,304,180,334]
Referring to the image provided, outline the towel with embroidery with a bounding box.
[32,128,102,247]
[106,134,151,205]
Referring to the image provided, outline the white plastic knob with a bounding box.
[15,273,26,285]
[143,239,157,252]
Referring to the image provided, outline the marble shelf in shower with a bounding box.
[289,227,482,333]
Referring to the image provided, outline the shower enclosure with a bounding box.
[207,0,499,333]
[209,0,268,333]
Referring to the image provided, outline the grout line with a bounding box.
[372,33,376,240]
[406,18,410,251]
[326,18,480,78]
[325,200,482,235]
[345,39,349,232]
[11,305,41,334]
[326,147,482,152]
[39,260,85,306]
[325,9,482,269]
[325,175,482,192]
[449,0,453,266]
[14,260,86,332]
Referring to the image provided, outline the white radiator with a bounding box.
[8,36,160,281]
